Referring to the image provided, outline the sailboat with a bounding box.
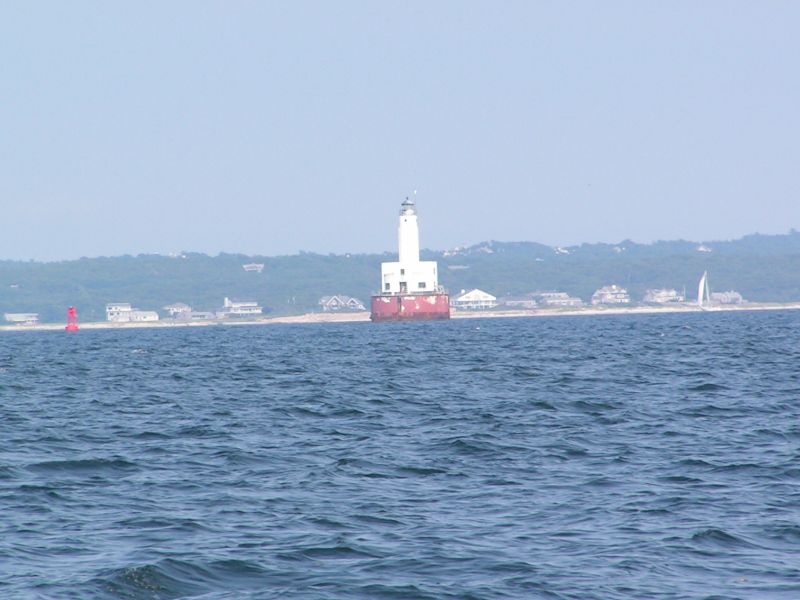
[697,271,711,308]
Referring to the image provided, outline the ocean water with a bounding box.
[1,311,799,599]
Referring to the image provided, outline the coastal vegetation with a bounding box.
[2,231,800,322]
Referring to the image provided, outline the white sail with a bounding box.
[697,271,709,307]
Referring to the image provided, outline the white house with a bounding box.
[106,303,133,322]
[710,291,744,305]
[319,295,367,311]
[4,313,39,325]
[591,285,631,305]
[451,289,498,310]
[129,310,159,322]
[219,297,263,317]
[106,303,160,322]
[643,289,685,304]
[163,302,192,317]
[242,263,265,273]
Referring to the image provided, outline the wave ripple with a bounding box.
[2,311,800,598]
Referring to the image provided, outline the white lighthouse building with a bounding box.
[371,196,450,321]
[380,198,439,295]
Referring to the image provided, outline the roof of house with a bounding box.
[319,294,365,306]
[455,288,497,301]
[593,285,628,294]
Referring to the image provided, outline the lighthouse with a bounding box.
[371,197,450,321]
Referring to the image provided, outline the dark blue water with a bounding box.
[2,312,800,599]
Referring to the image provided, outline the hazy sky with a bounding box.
[2,2,798,261]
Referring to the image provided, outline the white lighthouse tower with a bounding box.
[380,197,439,295]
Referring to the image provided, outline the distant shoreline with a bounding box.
[3,302,800,332]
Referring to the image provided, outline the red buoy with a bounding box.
[66,306,79,332]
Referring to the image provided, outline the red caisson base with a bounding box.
[370,293,450,322]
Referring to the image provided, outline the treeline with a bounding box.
[2,231,800,322]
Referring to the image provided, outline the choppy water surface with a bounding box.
[2,311,800,599]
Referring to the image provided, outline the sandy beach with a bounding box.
[450,302,800,319]
[3,302,800,333]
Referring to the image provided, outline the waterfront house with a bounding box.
[591,285,631,305]
[643,289,685,304]
[318,295,367,311]
[106,303,159,322]
[184,311,216,320]
[129,310,159,322]
[163,302,192,317]
[106,303,133,322]
[499,294,538,309]
[219,297,263,317]
[3,313,39,325]
[451,289,498,310]
[710,291,744,304]
[534,291,583,307]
